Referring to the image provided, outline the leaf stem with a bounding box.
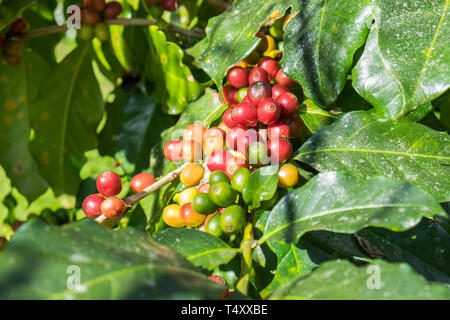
[95,163,189,224]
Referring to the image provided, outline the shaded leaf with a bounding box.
[299,99,339,134]
[295,111,450,202]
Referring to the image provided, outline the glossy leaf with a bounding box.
[29,44,103,195]
[353,0,450,119]
[0,51,49,199]
[154,228,240,270]
[270,259,449,299]
[357,218,450,283]
[199,0,297,88]
[299,99,339,134]
[243,165,279,209]
[295,111,450,202]
[282,0,372,106]
[0,219,225,299]
[146,26,203,115]
[262,172,446,245]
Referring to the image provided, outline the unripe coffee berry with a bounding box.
[94,22,109,42]
[276,69,296,87]
[204,127,225,140]
[247,81,272,105]
[163,204,184,228]
[184,123,206,143]
[278,163,299,188]
[203,135,225,157]
[104,1,123,18]
[248,67,269,85]
[182,140,203,163]
[100,196,125,218]
[180,203,206,227]
[130,173,155,193]
[232,103,257,127]
[276,92,298,118]
[82,194,105,218]
[236,87,248,103]
[96,171,122,197]
[164,139,183,162]
[178,187,198,206]
[227,66,249,89]
[225,156,247,179]
[180,163,204,187]
[257,98,281,125]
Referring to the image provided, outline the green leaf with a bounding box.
[353,0,450,120]
[0,0,33,32]
[79,150,124,180]
[146,25,204,115]
[0,165,11,238]
[0,51,49,199]
[243,165,279,209]
[0,219,225,299]
[262,172,446,245]
[29,44,103,195]
[199,0,297,88]
[295,111,450,202]
[282,0,372,106]
[299,99,339,134]
[154,228,240,270]
[270,259,449,299]
[357,218,450,283]
[11,188,62,222]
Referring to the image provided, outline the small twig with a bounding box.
[20,25,68,40]
[95,163,189,224]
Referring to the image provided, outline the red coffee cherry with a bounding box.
[164,139,183,162]
[276,68,296,87]
[9,17,28,34]
[258,57,279,79]
[161,0,179,11]
[182,140,203,163]
[268,121,291,139]
[226,128,261,157]
[207,150,232,172]
[227,66,249,89]
[81,8,100,25]
[218,121,231,133]
[180,203,206,227]
[82,194,105,218]
[96,171,122,197]
[223,108,238,129]
[0,34,5,48]
[104,1,123,18]
[271,84,290,100]
[219,84,238,106]
[248,67,269,85]
[225,127,246,151]
[277,92,298,118]
[209,275,227,286]
[268,138,293,164]
[183,123,206,144]
[247,81,272,105]
[232,102,258,127]
[197,183,210,194]
[130,173,156,193]
[101,196,125,218]
[257,98,281,125]
[225,156,247,179]
[285,114,304,138]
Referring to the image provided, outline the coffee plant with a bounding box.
[0,0,448,300]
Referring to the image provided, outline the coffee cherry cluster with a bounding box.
[77,0,123,42]
[82,171,156,219]
[146,0,179,12]
[0,17,28,66]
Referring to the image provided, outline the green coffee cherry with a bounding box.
[94,22,109,42]
[231,167,250,193]
[220,205,246,234]
[78,24,94,41]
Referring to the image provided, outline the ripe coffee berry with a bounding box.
[218,121,231,133]
[180,203,206,227]
[180,163,204,187]
[225,156,247,179]
[182,140,202,163]
[268,121,290,139]
[104,1,123,18]
[220,84,238,106]
[227,66,249,89]
[96,171,122,197]
[248,67,269,85]
[247,81,272,105]
[10,18,28,34]
[204,127,225,140]
[164,139,183,162]
[163,204,184,228]
[208,275,231,299]
[130,173,155,193]
[276,69,296,87]
[161,0,179,11]
[183,123,206,143]
[278,163,299,188]
[223,108,238,129]
[4,37,23,55]
[268,138,293,164]
[82,194,104,218]
[197,183,210,194]
[257,98,281,125]
[207,150,232,172]
[258,57,279,79]
[271,84,290,99]
[232,103,258,127]
[277,92,298,117]
[285,114,304,138]
[0,35,5,48]
[85,0,106,11]
[82,8,100,25]
[101,197,125,218]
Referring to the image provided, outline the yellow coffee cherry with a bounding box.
[263,35,277,53]
[283,13,296,28]
[180,163,204,187]
[278,163,299,188]
[163,204,185,228]
[264,49,282,59]
[178,187,198,206]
